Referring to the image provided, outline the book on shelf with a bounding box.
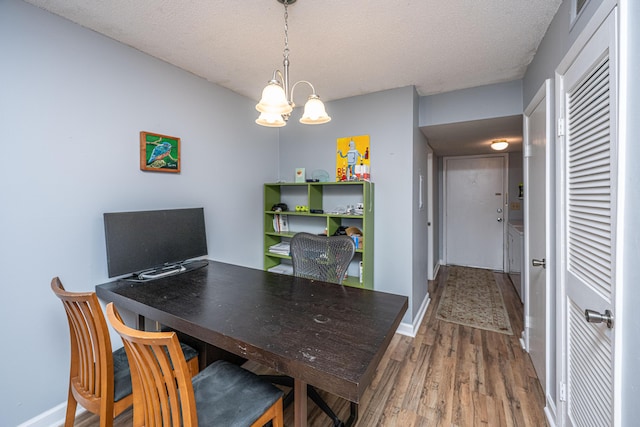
[267,263,294,275]
[273,214,289,233]
[279,214,288,232]
[268,242,290,256]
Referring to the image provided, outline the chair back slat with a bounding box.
[69,301,98,393]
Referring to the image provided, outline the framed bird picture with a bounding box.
[140,131,180,173]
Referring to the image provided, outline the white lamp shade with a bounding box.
[256,82,292,115]
[299,96,331,125]
[255,111,286,127]
[490,140,509,151]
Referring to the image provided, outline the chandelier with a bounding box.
[255,0,331,127]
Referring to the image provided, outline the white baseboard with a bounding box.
[396,293,431,338]
[544,403,557,427]
[16,401,85,427]
[519,330,527,350]
[431,262,440,281]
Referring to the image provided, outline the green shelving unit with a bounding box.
[263,181,374,289]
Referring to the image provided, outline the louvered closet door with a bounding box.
[559,9,617,427]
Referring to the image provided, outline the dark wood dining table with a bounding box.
[96,260,408,427]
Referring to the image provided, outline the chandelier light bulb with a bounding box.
[255,112,287,127]
[300,95,331,124]
[256,81,292,115]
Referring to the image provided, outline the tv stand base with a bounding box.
[125,260,209,282]
[138,265,186,280]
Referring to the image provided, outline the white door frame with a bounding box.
[523,78,555,417]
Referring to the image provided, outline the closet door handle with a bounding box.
[584,309,613,329]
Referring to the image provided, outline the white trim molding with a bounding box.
[396,293,431,338]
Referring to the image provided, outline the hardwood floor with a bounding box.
[71,266,547,427]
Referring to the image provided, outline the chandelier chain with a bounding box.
[283,1,290,61]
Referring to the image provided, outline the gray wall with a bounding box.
[278,86,429,324]
[0,1,278,424]
[419,80,523,127]
[523,0,606,106]
[411,89,430,319]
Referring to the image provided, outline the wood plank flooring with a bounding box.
[70,266,547,427]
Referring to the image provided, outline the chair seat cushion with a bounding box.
[112,346,132,402]
[193,360,284,426]
[112,342,199,402]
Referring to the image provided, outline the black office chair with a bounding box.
[290,232,355,285]
[265,232,356,426]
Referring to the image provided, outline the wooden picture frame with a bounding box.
[140,131,180,173]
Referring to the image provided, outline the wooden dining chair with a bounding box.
[51,277,199,427]
[105,302,284,427]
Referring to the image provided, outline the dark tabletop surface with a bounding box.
[96,260,408,402]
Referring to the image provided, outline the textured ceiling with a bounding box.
[23,0,562,155]
[23,0,561,103]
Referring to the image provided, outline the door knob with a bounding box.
[584,309,614,329]
[497,217,503,222]
[532,258,546,269]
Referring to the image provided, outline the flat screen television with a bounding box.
[104,207,208,279]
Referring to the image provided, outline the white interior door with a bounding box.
[557,7,617,426]
[444,155,506,271]
[524,80,551,395]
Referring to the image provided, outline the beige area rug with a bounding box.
[436,266,513,335]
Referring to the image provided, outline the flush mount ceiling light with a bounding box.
[490,139,509,151]
[255,0,331,127]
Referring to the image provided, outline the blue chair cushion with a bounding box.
[112,342,199,402]
[193,360,284,426]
